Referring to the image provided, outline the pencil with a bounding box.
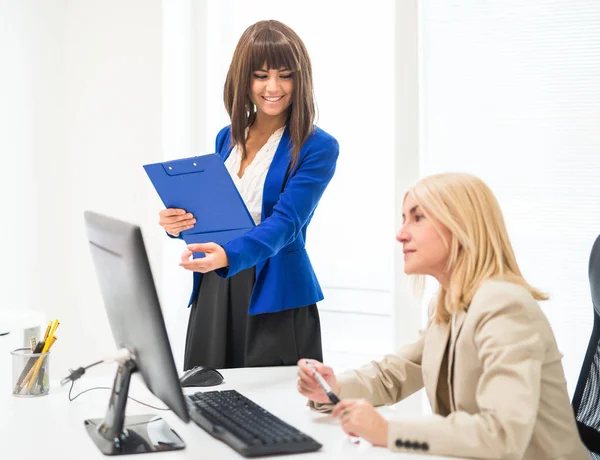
[42,321,52,342]
[13,341,45,393]
[25,320,59,392]
[34,336,57,391]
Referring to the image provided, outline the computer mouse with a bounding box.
[180,366,224,387]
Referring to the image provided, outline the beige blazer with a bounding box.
[313,280,590,459]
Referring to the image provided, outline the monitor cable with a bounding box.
[60,348,170,411]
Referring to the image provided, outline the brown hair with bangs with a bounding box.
[223,20,315,169]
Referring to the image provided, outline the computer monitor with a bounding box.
[83,210,189,455]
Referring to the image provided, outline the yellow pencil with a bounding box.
[19,363,37,391]
[42,321,52,342]
[46,320,59,343]
[25,320,59,392]
[32,336,58,391]
[45,335,57,351]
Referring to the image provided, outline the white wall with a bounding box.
[0,0,69,368]
[419,0,600,394]
[0,0,164,379]
[0,1,64,316]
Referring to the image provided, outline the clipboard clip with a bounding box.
[162,158,206,176]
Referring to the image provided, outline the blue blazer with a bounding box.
[186,124,339,315]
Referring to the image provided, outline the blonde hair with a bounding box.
[406,173,548,323]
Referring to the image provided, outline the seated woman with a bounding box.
[297,173,589,459]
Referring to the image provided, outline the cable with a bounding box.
[60,348,132,386]
[60,359,104,385]
[61,349,170,411]
[68,380,170,411]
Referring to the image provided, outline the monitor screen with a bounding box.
[84,210,189,424]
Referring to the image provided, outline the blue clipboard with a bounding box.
[143,154,255,247]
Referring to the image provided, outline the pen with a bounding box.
[306,361,360,443]
[306,361,340,405]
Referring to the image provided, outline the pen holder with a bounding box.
[11,347,50,397]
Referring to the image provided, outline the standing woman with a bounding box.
[158,20,339,370]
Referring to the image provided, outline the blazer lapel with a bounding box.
[219,128,234,161]
[253,126,291,279]
[422,320,451,414]
[447,310,467,411]
[261,125,292,220]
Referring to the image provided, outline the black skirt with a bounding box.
[183,267,323,370]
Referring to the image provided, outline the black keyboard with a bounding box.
[186,390,322,457]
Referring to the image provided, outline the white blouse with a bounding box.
[224,127,284,225]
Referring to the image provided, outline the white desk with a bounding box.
[1,366,457,459]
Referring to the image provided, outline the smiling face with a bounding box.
[249,64,294,119]
[397,193,452,284]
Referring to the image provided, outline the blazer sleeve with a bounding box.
[387,294,545,458]
[309,328,426,413]
[217,135,339,278]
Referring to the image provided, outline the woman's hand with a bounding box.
[179,243,229,273]
[159,208,196,237]
[332,399,389,447]
[296,359,340,404]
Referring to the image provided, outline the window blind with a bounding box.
[419,0,600,394]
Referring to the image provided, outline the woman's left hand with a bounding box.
[179,243,229,273]
[331,399,389,447]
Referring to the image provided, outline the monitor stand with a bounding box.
[84,358,185,455]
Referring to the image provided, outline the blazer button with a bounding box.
[421,442,430,451]
[395,439,404,448]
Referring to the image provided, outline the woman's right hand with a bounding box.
[297,359,340,404]
[158,208,196,237]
